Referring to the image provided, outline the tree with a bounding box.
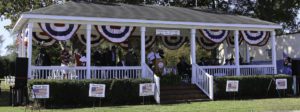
[255,0,300,32]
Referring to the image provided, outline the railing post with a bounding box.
[27,23,33,79]
[271,31,277,74]
[234,30,240,76]
[209,76,214,100]
[190,29,196,83]
[141,26,146,78]
[86,24,91,79]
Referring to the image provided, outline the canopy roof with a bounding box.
[13,1,281,33]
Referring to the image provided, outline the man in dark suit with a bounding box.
[105,46,117,66]
[177,56,191,82]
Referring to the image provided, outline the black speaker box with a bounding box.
[292,60,300,76]
[15,57,28,88]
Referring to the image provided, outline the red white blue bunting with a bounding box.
[95,25,135,43]
[32,32,56,46]
[39,23,80,41]
[145,36,156,49]
[119,36,156,49]
[197,36,219,50]
[77,33,103,47]
[226,34,243,47]
[161,36,187,50]
[240,31,270,45]
[199,29,229,43]
[256,32,270,46]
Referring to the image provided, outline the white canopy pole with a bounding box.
[234,30,240,76]
[141,27,146,78]
[271,31,277,74]
[190,29,196,83]
[86,24,92,79]
[27,22,33,79]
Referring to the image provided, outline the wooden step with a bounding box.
[160,89,203,95]
[160,84,210,104]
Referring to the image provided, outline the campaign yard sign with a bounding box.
[139,83,155,96]
[276,79,287,90]
[32,85,50,99]
[226,80,239,92]
[89,84,106,98]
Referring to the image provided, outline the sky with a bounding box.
[0,9,299,56]
[0,19,12,56]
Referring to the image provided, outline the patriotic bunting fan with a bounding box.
[161,36,187,50]
[77,33,103,47]
[197,36,219,50]
[240,31,270,45]
[119,36,156,49]
[39,23,80,41]
[33,32,56,46]
[95,25,135,43]
[226,33,243,47]
[199,29,229,43]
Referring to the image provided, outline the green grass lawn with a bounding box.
[0,98,300,112]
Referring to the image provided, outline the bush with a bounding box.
[214,75,293,99]
[27,79,152,107]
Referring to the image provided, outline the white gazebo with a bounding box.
[12,1,281,103]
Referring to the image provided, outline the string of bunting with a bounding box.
[197,36,219,50]
[95,25,135,43]
[199,29,229,43]
[39,23,80,41]
[32,32,56,46]
[76,33,104,47]
[161,36,188,50]
[240,31,270,45]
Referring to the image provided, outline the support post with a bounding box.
[190,29,196,83]
[86,24,92,79]
[141,27,146,78]
[27,23,33,79]
[271,31,277,74]
[234,30,240,76]
[21,28,26,57]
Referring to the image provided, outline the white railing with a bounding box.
[240,65,275,76]
[144,65,160,104]
[4,76,15,85]
[201,65,236,77]
[153,74,160,104]
[31,66,87,79]
[195,65,214,100]
[91,66,142,79]
[144,65,154,79]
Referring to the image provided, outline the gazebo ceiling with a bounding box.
[13,1,281,33]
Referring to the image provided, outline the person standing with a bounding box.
[35,47,52,79]
[177,56,191,82]
[60,46,71,79]
[105,46,117,66]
